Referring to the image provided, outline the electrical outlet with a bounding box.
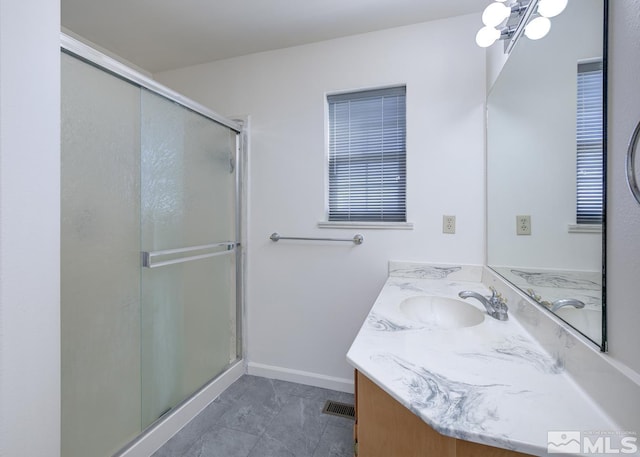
[516,215,531,235]
[443,215,456,234]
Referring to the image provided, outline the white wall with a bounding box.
[487,0,603,271]
[0,0,61,456]
[486,40,510,92]
[607,0,640,375]
[157,14,486,389]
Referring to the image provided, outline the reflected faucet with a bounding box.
[458,287,509,321]
[550,298,586,312]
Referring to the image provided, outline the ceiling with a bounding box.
[61,0,483,74]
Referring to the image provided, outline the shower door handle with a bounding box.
[142,241,237,268]
[627,118,640,206]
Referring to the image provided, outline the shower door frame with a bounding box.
[61,33,246,457]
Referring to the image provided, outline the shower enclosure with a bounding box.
[61,38,243,457]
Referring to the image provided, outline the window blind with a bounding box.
[327,86,406,222]
[576,61,604,224]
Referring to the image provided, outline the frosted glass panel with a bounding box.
[61,53,142,457]
[141,254,236,425]
[140,89,236,249]
[140,89,238,427]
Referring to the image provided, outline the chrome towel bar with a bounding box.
[143,241,237,268]
[270,232,364,245]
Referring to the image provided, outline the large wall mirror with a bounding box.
[487,0,607,350]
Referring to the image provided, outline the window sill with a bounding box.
[317,221,414,230]
[568,224,603,234]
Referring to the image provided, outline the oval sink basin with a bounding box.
[399,295,485,329]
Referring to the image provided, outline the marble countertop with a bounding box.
[346,264,620,456]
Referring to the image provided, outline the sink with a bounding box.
[399,295,485,329]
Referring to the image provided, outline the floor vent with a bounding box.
[322,400,356,420]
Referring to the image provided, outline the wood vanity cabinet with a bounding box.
[353,370,533,457]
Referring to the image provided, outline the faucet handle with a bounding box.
[489,286,506,302]
[489,286,508,309]
[488,286,509,320]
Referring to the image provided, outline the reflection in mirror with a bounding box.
[487,0,606,349]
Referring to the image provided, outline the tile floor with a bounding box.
[153,375,355,457]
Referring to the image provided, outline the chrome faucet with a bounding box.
[550,298,586,312]
[458,287,509,321]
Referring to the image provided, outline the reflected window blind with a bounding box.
[576,61,604,224]
[328,87,406,222]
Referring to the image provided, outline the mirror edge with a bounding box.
[600,0,609,352]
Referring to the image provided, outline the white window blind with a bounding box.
[576,61,604,224]
[327,86,406,222]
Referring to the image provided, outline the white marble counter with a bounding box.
[346,263,625,456]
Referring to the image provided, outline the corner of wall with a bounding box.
[0,1,61,456]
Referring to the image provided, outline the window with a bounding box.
[576,61,604,224]
[327,86,406,222]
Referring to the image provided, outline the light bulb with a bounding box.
[475,26,501,48]
[482,2,511,27]
[524,16,551,40]
[537,0,568,18]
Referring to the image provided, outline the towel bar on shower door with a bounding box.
[142,241,237,268]
[269,232,364,245]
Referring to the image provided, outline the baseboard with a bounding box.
[115,360,245,457]
[247,361,354,394]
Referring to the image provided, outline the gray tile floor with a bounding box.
[153,375,355,457]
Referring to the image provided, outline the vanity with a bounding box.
[346,1,640,455]
[346,262,623,457]
[354,371,529,457]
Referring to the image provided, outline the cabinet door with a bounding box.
[355,371,456,457]
[355,371,532,457]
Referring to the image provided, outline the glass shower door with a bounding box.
[61,53,142,457]
[140,89,239,427]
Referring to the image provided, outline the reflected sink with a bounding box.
[399,295,485,329]
[554,307,601,340]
